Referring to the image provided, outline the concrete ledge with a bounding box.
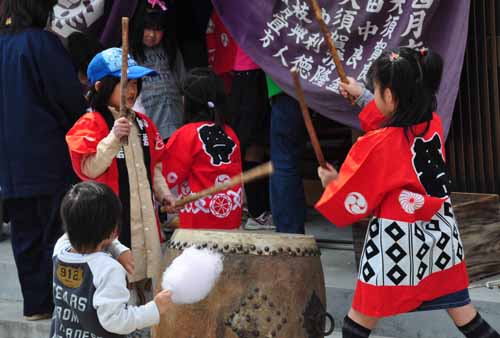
[0,299,50,338]
[321,250,500,338]
[0,241,22,302]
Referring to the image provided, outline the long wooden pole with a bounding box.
[161,162,274,211]
[291,69,327,169]
[308,0,347,82]
[120,17,130,145]
[308,0,355,102]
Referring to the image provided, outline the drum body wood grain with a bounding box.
[154,230,331,338]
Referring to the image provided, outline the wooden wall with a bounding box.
[446,0,500,193]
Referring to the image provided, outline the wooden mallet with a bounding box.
[161,162,274,211]
[291,68,327,169]
[308,0,355,103]
[120,17,130,145]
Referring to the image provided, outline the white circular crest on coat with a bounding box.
[344,192,368,215]
[210,194,232,218]
[398,190,425,214]
[215,174,230,186]
[167,172,178,184]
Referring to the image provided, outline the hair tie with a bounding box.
[148,0,168,11]
[420,47,428,57]
[390,52,400,62]
[207,101,215,109]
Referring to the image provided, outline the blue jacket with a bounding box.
[0,29,87,198]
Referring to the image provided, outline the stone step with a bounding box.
[0,298,401,338]
[1,218,500,338]
[321,248,500,338]
[0,239,22,302]
[0,299,50,338]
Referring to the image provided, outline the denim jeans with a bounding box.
[270,94,307,234]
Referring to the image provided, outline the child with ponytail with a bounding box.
[162,68,242,229]
[130,0,185,141]
[317,47,500,338]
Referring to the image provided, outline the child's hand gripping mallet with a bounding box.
[291,68,327,169]
[160,162,274,212]
[120,17,130,145]
[308,0,355,104]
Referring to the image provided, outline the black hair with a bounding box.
[130,1,177,69]
[60,181,122,253]
[181,67,227,128]
[67,32,104,76]
[367,47,443,137]
[87,75,142,123]
[0,0,57,33]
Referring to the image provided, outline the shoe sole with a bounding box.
[23,314,52,321]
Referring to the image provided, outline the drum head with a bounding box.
[167,229,320,257]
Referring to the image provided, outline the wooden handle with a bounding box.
[120,17,130,145]
[308,0,355,103]
[161,162,274,211]
[291,69,327,169]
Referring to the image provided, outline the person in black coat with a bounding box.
[0,0,87,320]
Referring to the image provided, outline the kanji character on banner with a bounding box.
[366,0,385,13]
[339,0,361,10]
[267,13,289,36]
[401,11,426,39]
[273,46,289,67]
[310,65,332,87]
[303,33,324,53]
[412,0,434,9]
[368,39,388,62]
[321,8,332,25]
[358,21,379,41]
[291,54,314,79]
[333,8,358,33]
[288,24,309,44]
[346,46,364,69]
[292,0,312,23]
[389,0,407,14]
[381,15,400,39]
[260,29,274,48]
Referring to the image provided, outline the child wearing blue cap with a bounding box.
[65,48,177,337]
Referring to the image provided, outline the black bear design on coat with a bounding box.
[198,124,236,166]
[411,133,450,198]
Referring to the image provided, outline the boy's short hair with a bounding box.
[60,181,122,252]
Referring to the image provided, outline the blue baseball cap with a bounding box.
[87,47,157,85]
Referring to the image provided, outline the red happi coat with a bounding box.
[206,11,237,76]
[316,101,469,317]
[66,111,165,194]
[163,122,242,229]
[65,111,166,241]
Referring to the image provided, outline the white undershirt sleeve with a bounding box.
[90,259,160,334]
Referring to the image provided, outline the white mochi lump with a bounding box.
[161,247,223,304]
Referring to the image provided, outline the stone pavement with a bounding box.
[0,213,499,338]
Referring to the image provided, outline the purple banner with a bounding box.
[212,0,471,137]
